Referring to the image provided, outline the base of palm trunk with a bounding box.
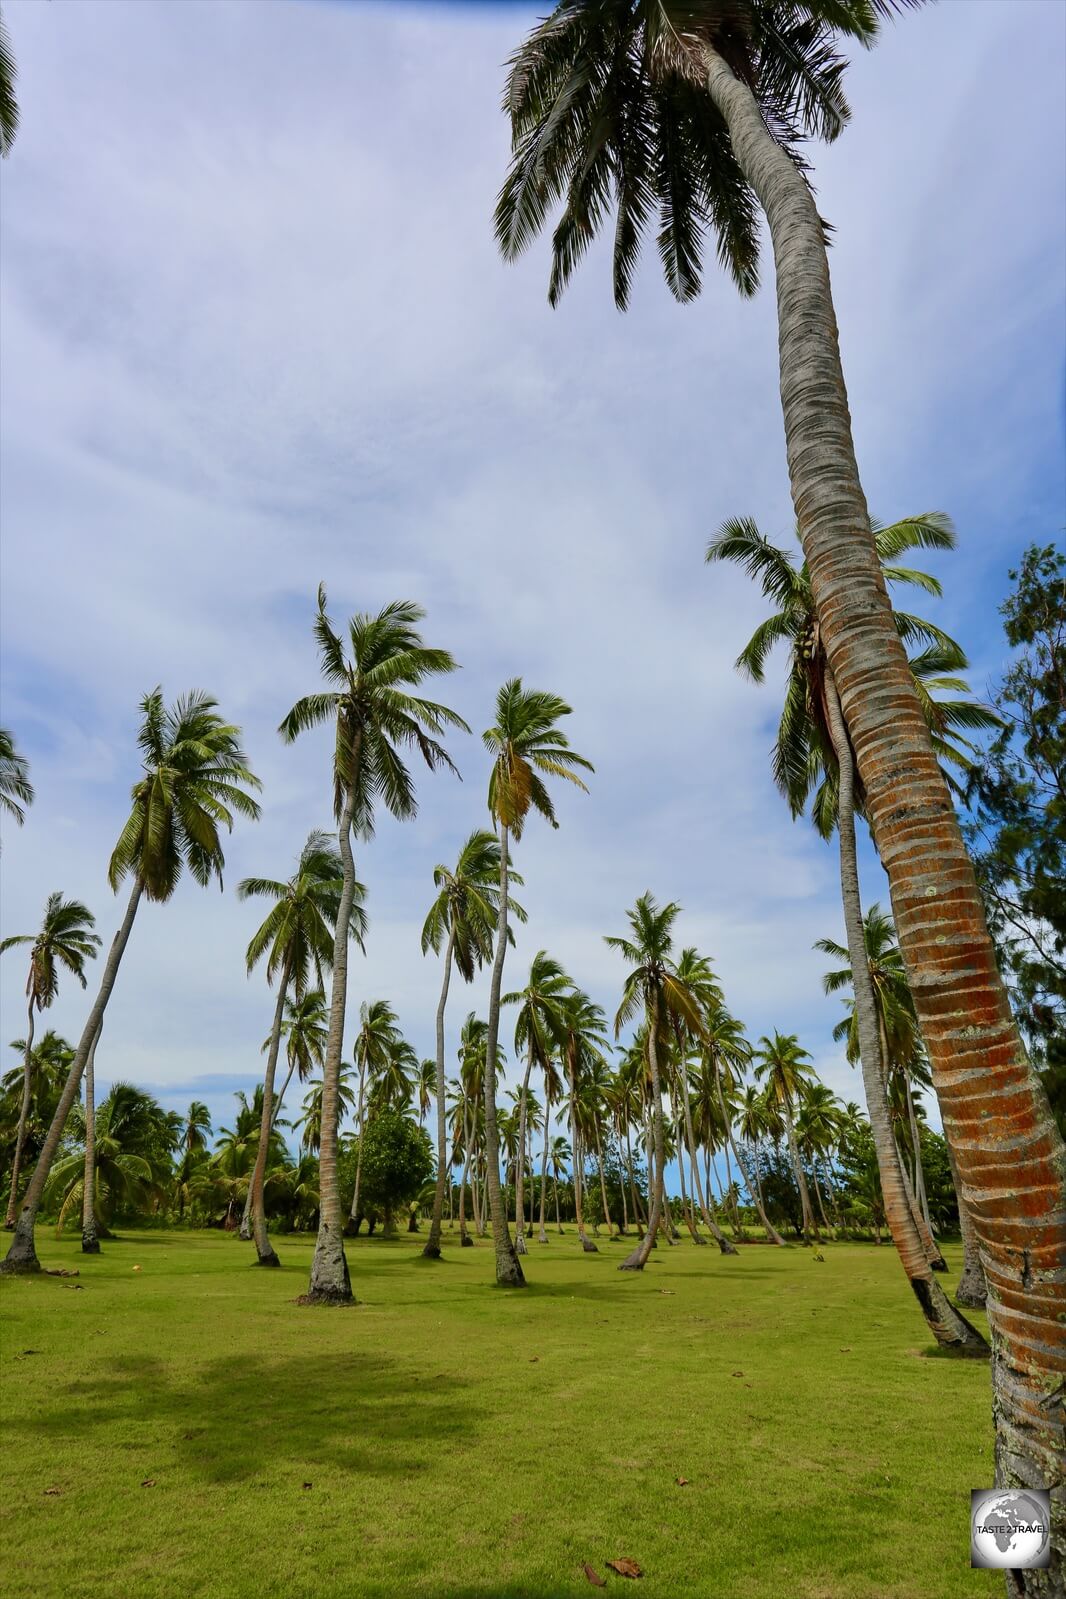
[460,1232,474,1248]
[538,1230,548,1244]
[1,1213,41,1273]
[717,1238,739,1256]
[81,1232,100,1255]
[910,1276,988,1355]
[304,1225,353,1305]
[515,1233,528,1255]
[930,1255,949,1272]
[421,1238,442,1260]
[239,1221,252,1242]
[579,1236,598,1253]
[495,1242,526,1287]
[954,1263,987,1309]
[254,1247,281,1268]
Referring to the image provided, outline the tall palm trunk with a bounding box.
[620,997,666,1271]
[249,952,293,1269]
[568,1052,596,1253]
[946,1139,987,1310]
[704,48,1056,1531]
[514,1041,535,1256]
[482,827,524,1285]
[810,1162,834,1240]
[307,785,357,1304]
[81,1023,102,1254]
[271,1057,298,1133]
[822,670,986,1350]
[348,1059,368,1228]
[679,1061,736,1254]
[2,879,144,1274]
[903,1068,934,1232]
[674,1105,702,1243]
[719,1088,785,1246]
[782,1099,816,1244]
[424,930,455,1260]
[623,1122,644,1227]
[537,1110,550,1243]
[553,1171,562,1234]
[877,1015,945,1270]
[5,995,36,1229]
[458,1108,473,1247]
[593,1122,614,1237]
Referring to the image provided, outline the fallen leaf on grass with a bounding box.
[731,1370,744,1377]
[61,1284,84,1291]
[140,1479,156,1488]
[839,1347,852,1353]
[675,1477,690,1487]
[607,1558,644,1579]
[43,1487,62,1496]
[582,1564,606,1587]
[302,1482,313,1490]
[529,1357,539,1363]
[45,1268,79,1278]
[659,1290,675,1296]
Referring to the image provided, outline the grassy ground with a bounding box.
[0,1226,1005,1599]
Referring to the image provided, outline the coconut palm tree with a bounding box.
[557,988,611,1252]
[2,689,261,1274]
[753,1033,820,1244]
[482,680,593,1286]
[710,514,989,1349]
[795,1082,845,1238]
[455,1013,489,1245]
[606,893,706,1271]
[416,1060,436,1125]
[504,951,571,1255]
[0,728,32,824]
[535,1047,565,1243]
[48,1082,175,1239]
[298,1068,356,1157]
[420,830,524,1259]
[497,0,1043,1463]
[280,588,467,1303]
[1,894,101,1228]
[666,948,738,1254]
[348,1001,403,1229]
[548,1134,571,1234]
[273,990,329,1130]
[237,831,364,1266]
[736,1084,782,1241]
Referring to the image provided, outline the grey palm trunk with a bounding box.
[4,993,37,1229]
[945,1140,987,1310]
[348,1060,368,1230]
[481,826,525,1286]
[306,786,357,1305]
[249,952,293,1269]
[717,1082,785,1246]
[81,1023,102,1254]
[423,930,455,1259]
[822,672,986,1353]
[514,1041,535,1256]
[2,878,144,1274]
[680,1054,737,1254]
[619,997,666,1271]
[537,1111,550,1243]
[568,1058,596,1253]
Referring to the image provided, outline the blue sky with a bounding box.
[1,0,1064,1164]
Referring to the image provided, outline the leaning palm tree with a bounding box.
[497,2,1048,1483]
[348,1000,403,1229]
[504,951,571,1256]
[1,893,100,1228]
[753,1033,819,1245]
[0,727,32,824]
[420,830,524,1259]
[280,588,467,1304]
[606,893,706,1271]
[481,680,592,1286]
[238,831,365,1266]
[710,515,991,1351]
[558,989,611,1252]
[2,689,261,1274]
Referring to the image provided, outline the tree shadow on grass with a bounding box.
[13,1351,477,1486]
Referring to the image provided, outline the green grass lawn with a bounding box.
[1,1227,1005,1599]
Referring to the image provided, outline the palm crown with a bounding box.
[754,1030,816,1110]
[280,589,469,836]
[706,513,1000,834]
[505,951,573,1067]
[422,830,526,982]
[1,893,101,1007]
[239,830,366,998]
[606,891,704,1037]
[485,679,593,839]
[109,689,261,901]
[0,727,33,826]
[817,901,917,1070]
[496,0,916,310]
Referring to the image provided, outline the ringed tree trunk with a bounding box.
[5,995,37,1230]
[514,1042,535,1256]
[81,1023,102,1254]
[703,47,1060,1557]
[249,951,293,1269]
[568,1056,596,1253]
[2,879,144,1275]
[537,1104,550,1243]
[946,1139,988,1311]
[306,785,357,1305]
[878,1017,946,1271]
[482,827,524,1285]
[822,670,986,1353]
[619,996,666,1272]
[423,929,455,1260]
